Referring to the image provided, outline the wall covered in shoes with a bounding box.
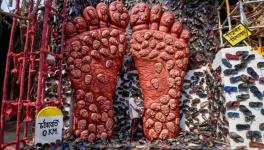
[213,47,264,149]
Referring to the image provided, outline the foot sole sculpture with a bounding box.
[130,3,191,140]
[64,1,128,142]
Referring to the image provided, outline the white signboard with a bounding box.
[35,107,63,144]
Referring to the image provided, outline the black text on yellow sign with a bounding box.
[223,24,252,46]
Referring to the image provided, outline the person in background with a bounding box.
[129,90,143,142]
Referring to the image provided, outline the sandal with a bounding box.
[241,54,255,63]
[238,83,249,91]
[230,76,241,83]
[246,131,262,140]
[223,69,238,76]
[257,62,264,68]
[229,132,244,143]
[247,67,259,80]
[222,58,232,68]
[239,105,252,116]
[236,94,250,102]
[226,53,239,60]
[227,112,239,118]
[236,124,250,131]
[236,51,249,57]
[245,115,255,122]
[249,102,263,108]
[250,86,263,100]
[226,101,240,109]
[224,86,238,92]
[234,62,247,71]
[240,74,255,84]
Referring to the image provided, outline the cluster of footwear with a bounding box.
[180,65,228,149]
[219,49,264,149]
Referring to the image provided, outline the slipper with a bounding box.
[246,131,262,140]
[230,76,241,83]
[226,101,240,109]
[226,53,239,60]
[236,51,249,57]
[250,86,263,100]
[239,105,252,116]
[234,62,247,71]
[245,115,255,122]
[241,54,255,63]
[261,108,264,115]
[240,74,255,84]
[227,112,239,118]
[249,102,263,108]
[223,69,238,76]
[238,83,249,91]
[229,132,244,143]
[236,124,250,131]
[259,77,264,84]
[247,67,259,80]
[222,58,232,68]
[224,86,238,92]
[259,123,264,131]
[236,94,250,102]
[257,62,264,69]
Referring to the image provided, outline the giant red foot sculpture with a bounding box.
[130,3,191,140]
[64,2,129,142]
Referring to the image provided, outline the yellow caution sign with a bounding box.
[223,24,252,46]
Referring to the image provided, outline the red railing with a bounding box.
[0,0,67,149]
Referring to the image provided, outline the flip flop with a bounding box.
[223,69,238,76]
[249,102,263,108]
[239,105,252,116]
[236,94,250,102]
[226,101,240,109]
[222,58,232,68]
[257,62,264,68]
[246,131,262,140]
[241,54,255,63]
[230,76,241,83]
[247,67,259,80]
[227,112,239,118]
[234,62,247,71]
[236,124,250,131]
[259,77,264,84]
[238,83,249,91]
[236,51,249,57]
[250,86,263,100]
[226,53,239,60]
[229,132,244,143]
[259,123,264,131]
[224,86,238,92]
[240,74,255,84]
[245,115,255,122]
[261,108,264,115]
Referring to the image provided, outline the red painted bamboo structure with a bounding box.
[0,0,67,149]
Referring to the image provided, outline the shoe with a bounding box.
[259,123,264,131]
[241,54,255,63]
[236,94,250,102]
[226,53,239,60]
[226,101,240,109]
[227,112,239,118]
[257,62,264,68]
[250,86,263,100]
[239,105,252,116]
[236,51,249,57]
[229,132,244,143]
[249,102,263,108]
[240,74,255,84]
[245,115,255,122]
[246,131,262,140]
[249,141,264,148]
[259,77,264,84]
[247,67,259,80]
[234,62,247,71]
[230,76,241,83]
[238,83,249,91]
[222,58,232,68]
[223,69,238,76]
[261,108,264,115]
[236,124,250,131]
[224,86,238,92]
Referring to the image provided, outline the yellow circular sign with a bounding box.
[37,107,63,117]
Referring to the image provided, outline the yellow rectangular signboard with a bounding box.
[223,24,252,46]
